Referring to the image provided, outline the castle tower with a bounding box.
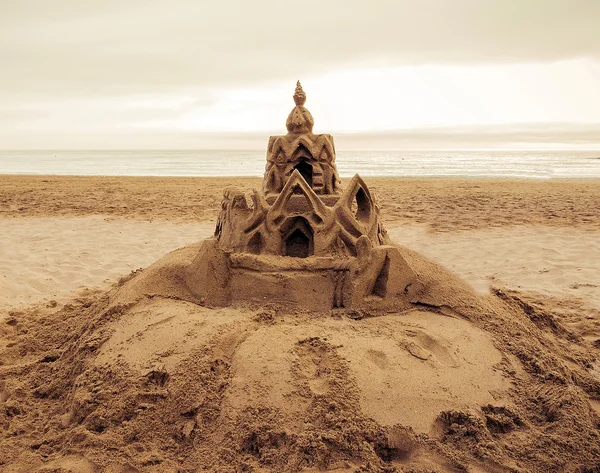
[214,82,388,259]
[263,81,342,197]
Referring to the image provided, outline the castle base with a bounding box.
[184,238,424,312]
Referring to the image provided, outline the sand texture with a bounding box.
[1,176,600,472]
[0,216,212,311]
[2,175,600,230]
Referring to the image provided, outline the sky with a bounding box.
[1,0,599,149]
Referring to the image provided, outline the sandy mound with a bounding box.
[1,243,600,472]
[388,225,600,310]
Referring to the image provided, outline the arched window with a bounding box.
[354,187,372,222]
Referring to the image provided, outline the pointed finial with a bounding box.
[293,80,306,106]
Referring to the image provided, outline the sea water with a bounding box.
[0,149,599,178]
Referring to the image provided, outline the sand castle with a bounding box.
[187,82,422,310]
[4,90,600,473]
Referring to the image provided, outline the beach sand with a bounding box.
[1,175,600,472]
[2,175,599,312]
[2,175,600,230]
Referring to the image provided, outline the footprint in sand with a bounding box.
[293,337,340,395]
[366,348,390,369]
[403,330,457,366]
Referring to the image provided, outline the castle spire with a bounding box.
[293,80,306,106]
[286,80,314,134]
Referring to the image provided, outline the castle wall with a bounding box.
[229,270,340,310]
[184,239,421,312]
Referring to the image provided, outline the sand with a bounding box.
[0,216,213,311]
[1,175,600,472]
[2,175,600,231]
[389,226,600,309]
[2,218,598,315]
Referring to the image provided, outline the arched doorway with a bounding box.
[286,229,310,258]
[283,216,314,258]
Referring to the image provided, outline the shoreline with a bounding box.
[2,149,599,179]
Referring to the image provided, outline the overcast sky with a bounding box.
[1,0,599,149]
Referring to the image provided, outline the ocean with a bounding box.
[0,149,599,178]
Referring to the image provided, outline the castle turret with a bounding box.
[286,80,313,134]
[263,81,341,197]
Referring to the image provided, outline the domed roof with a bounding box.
[286,81,314,134]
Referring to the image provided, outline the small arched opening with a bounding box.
[283,217,314,258]
[293,160,313,188]
[354,187,372,222]
[372,255,390,298]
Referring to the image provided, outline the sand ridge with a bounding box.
[389,225,600,310]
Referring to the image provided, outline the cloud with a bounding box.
[1,0,599,95]
[1,1,599,148]
[3,60,599,138]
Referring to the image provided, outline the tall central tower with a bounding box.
[263,81,341,197]
[215,81,388,259]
